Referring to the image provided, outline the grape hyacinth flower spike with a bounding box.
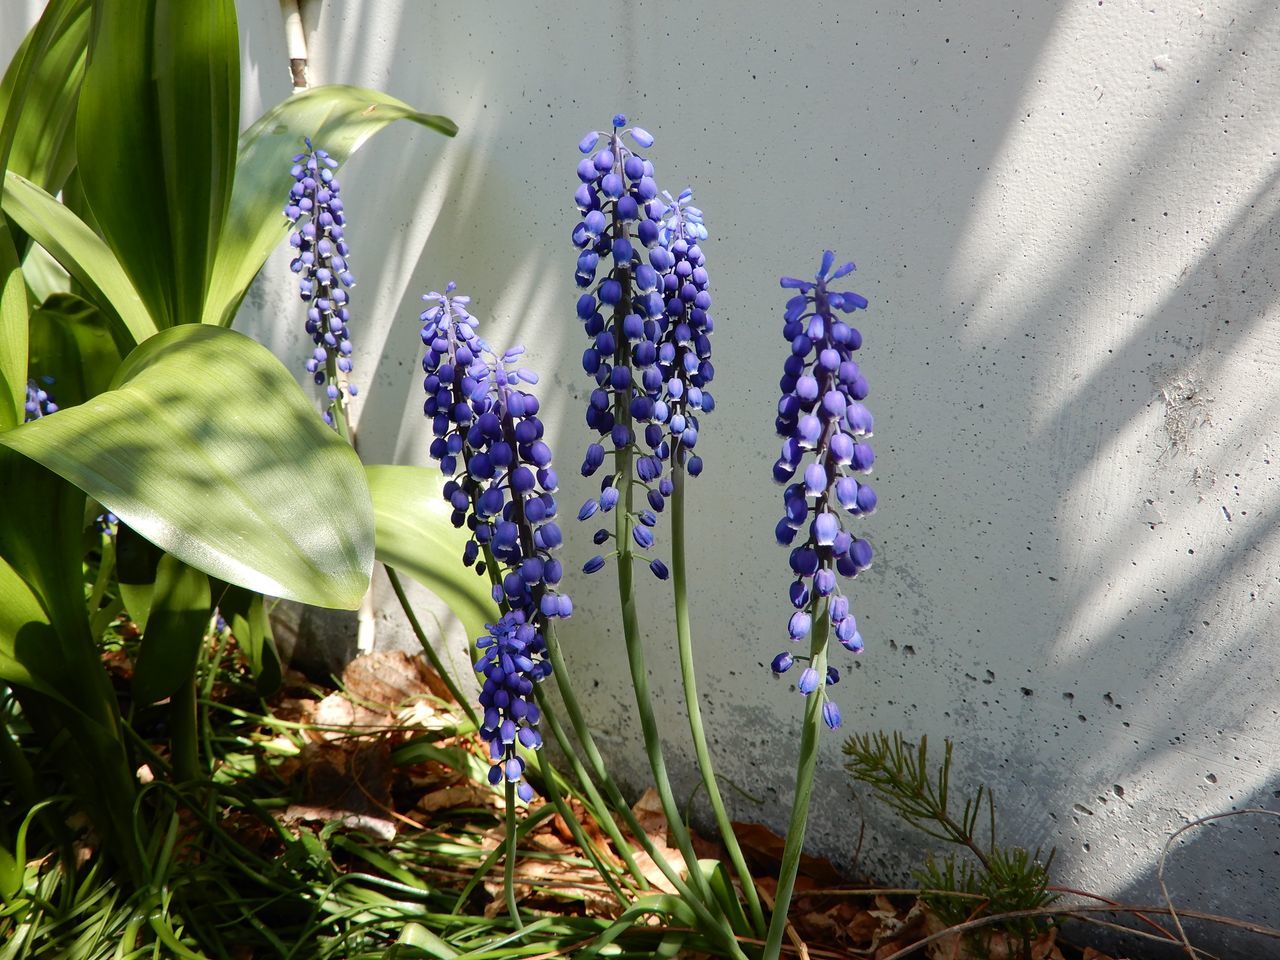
[285,139,357,428]
[23,376,58,421]
[762,252,878,960]
[417,285,567,800]
[573,114,671,563]
[770,250,875,727]
[648,188,715,483]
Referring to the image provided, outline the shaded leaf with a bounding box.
[27,292,125,407]
[0,324,373,608]
[132,554,210,705]
[76,0,238,328]
[204,85,456,326]
[366,464,498,646]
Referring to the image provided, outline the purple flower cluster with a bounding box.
[572,116,672,559]
[285,139,357,425]
[770,252,877,729]
[572,119,718,578]
[419,285,567,799]
[23,377,57,421]
[647,189,715,478]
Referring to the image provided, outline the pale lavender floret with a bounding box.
[23,377,58,421]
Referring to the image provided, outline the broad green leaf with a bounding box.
[0,556,67,702]
[204,85,457,327]
[27,292,125,407]
[132,554,210,705]
[0,0,90,194]
[3,171,155,346]
[365,464,497,646]
[0,448,118,718]
[219,584,281,694]
[76,0,239,329]
[0,266,27,429]
[0,324,373,608]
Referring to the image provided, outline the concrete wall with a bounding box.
[9,0,1280,952]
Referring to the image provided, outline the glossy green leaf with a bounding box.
[77,0,238,328]
[0,265,27,429]
[0,324,374,609]
[365,464,497,646]
[27,292,125,407]
[2,171,155,346]
[204,85,457,327]
[133,554,210,705]
[0,0,90,194]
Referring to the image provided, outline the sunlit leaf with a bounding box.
[365,464,497,646]
[0,0,90,194]
[0,324,373,609]
[0,266,27,430]
[204,85,456,327]
[2,171,155,346]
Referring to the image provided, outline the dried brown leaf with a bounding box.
[417,783,502,815]
[343,650,450,707]
[731,820,843,882]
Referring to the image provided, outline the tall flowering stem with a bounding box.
[285,139,358,434]
[572,116,717,912]
[763,252,877,960]
[650,192,766,935]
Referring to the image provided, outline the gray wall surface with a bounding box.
[7,1,1280,953]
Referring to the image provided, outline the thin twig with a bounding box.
[1158,807,1280,960]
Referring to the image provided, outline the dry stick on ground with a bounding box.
[1157,808,1280,960]
[873,903,1280,960]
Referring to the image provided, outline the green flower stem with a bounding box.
[671,462,767,937]
[611,437,715,910]
[384,564,480,730]
[534,691,645,897]
[503,779,522,928]
[541,623,749,960]
[325,354,350,445]
[524,729,632,904]
[762,595,831,960]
